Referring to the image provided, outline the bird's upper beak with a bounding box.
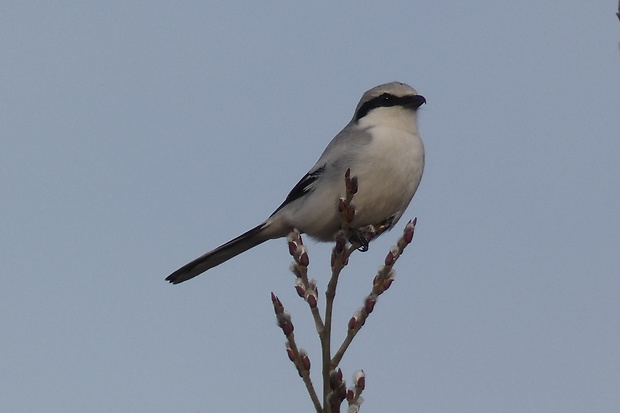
[406,94,426,110]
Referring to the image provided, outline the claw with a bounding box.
[349,230,369,252]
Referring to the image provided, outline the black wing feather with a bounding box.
[271,165,325,215]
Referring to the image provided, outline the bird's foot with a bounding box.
[349,229,370,252]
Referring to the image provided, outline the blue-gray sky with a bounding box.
[2,2,619,412]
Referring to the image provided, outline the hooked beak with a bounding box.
[406,94,426,109]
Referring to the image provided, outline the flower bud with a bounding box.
[353,370,365,391]
[288,241,298,256]
[348,315,357,330]
[384,250,395,266]
[338,197,346,213]
[306,293,317,309]
[299,349,311,371]
[349,176,358,194]
[382,277,394,291]
[348,310,362,330]
[276,312,294,337]
[364,295,376,314]
[298,245,309,267]
[286,347,296,362]
[346,206,355,223]
[404,219,416,243]
[271,292,284,314]
[329,368,343,390]
[294,279,305,298]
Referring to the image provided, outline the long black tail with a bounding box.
[166,223,270,284]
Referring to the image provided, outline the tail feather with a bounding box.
[166,223,271,284]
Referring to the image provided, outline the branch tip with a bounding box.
[271,292,284,314]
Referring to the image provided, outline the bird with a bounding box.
[166,81,425,284]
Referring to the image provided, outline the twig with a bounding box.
[271,292,322,412]
[288,231,324,333]
[320,169,359,407]
[273,168,419,412]
[331,219,417,367]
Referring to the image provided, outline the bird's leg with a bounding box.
[351,215,397,251]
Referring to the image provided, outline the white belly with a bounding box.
[280,125,424,241]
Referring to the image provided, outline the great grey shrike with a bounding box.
[166,81,425,284]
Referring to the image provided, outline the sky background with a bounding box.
[2,2,619,412]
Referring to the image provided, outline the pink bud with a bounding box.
[404,219,416,243]
[299,251,309,267]
[286,347,295,362]
[277,312,294,336]
[302,354,311,371]
[354,370,365,390]
[338,198,346,213]
[347,388,354,401]
[307,294,317,309]
[281,321,293,337]
[288,241,298,256]
[404,228,414,244]
[271,293,284,314]
[329,369,342,390]
[348,315,357,330]
[346,207,355,223]
[385,251,395,266]
[294,284,305,298]
[382,278,394,291]
[364,296,376,314]
[349,176,358,194]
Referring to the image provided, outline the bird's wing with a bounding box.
[270,164,326,216]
